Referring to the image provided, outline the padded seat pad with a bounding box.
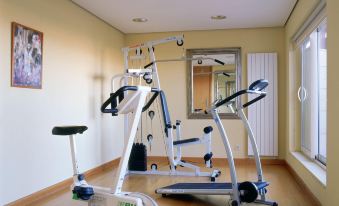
[173,138,200,145]
[52,126,88,136]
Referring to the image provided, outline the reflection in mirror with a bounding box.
[214,71,236,113]
[187,48,241,119]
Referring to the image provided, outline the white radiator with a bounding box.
[247,53,278,157]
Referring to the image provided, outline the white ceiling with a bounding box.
[72,0,297,34]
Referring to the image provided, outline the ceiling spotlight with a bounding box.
[132,18,148,23]
[211,15,227,20]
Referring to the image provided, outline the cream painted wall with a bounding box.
[325,0,339,205]
[0,0,125,204]
[284,0,328,204]
[286,1,339,205]
[126,28,286,159]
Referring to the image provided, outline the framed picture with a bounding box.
[11,22,43,89]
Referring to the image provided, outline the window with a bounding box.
[299,19,327,166]
[317,20,327,165]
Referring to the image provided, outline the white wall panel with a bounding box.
[247,53,278,156]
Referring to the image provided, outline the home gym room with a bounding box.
[0,0,338,205]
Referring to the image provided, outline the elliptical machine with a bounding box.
[53,85,159,206]
[156,79,278,206]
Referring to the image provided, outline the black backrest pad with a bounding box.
[249,79,269,91]
[159,91,172,129]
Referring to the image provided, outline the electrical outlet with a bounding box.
[235,144,241,152]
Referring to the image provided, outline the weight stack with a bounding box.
[128,143,147,171]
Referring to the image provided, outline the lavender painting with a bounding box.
[11,22,43,89]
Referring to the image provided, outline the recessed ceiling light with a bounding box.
[132,18,148,23]
[211,15,227,20]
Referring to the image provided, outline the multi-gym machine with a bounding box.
[156,79,278,206]
[53,86,159,206]
[118,35,221,180]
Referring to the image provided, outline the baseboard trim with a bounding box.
[147,156,285,166]
[285,161,322,206]
[7,158,120,206]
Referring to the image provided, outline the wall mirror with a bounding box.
[187,48,241,119]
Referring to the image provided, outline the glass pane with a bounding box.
[318,20,327,163]
[300,18,327,165]
[214,72,236,113]
[193,66,212,112]
[301,32,319,157]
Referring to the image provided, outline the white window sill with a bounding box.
[291,152,327,187]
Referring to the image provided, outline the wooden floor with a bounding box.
[32,161,316,206]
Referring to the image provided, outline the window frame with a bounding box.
[299,18,327,166]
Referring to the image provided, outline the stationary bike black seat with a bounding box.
[52,126,88,136]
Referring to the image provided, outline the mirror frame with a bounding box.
[186,47,242,119]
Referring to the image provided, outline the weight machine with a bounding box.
[114,35,221,180]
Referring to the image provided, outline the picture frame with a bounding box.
[11,22,43,89]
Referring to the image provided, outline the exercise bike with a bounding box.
[156,79,278,206]
[53,85,159,206]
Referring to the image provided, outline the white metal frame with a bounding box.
[119,35,220,179]
[122,35,184,90]
[65,86,158,206]
[174,121,212,168]
[210,107,240,203]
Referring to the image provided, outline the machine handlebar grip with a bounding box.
[242,93,266,108]
[144,62,154,69]
[101,96,118,114]
[214,59,225,65]
[142,89,160,112]
[101,86,160,115]
[215,90,265,109]
[101,86,138,114]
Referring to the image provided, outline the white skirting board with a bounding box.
[247,53,278,157]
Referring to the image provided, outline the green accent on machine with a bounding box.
[118,202,136,206]
[72,193,79,200]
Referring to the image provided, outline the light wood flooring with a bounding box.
[32,161,316,206]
